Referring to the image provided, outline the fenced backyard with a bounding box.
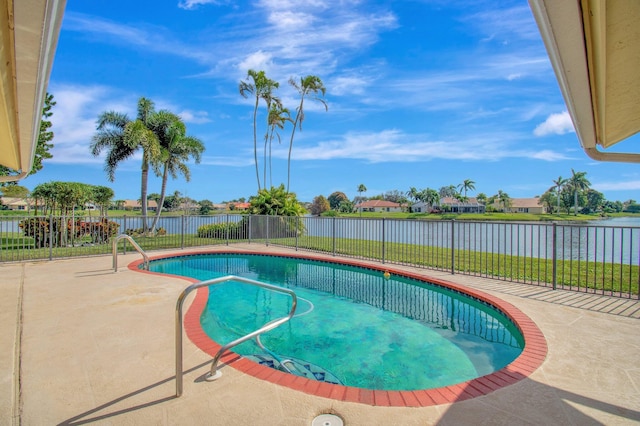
[1,214,638,298]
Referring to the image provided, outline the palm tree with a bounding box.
[91,97,161,233]
[439,185,458,198]
[422,188,440,209]
[287,75,328,192]
[458,179,476,198]
[148,112,205,233]
[568,169,590,215]
[265,103,291,187]
[357,183,367,217]
[497,190,512,212]
[549,176,566,214]
[406,187,420,204]
[239,69,279,192]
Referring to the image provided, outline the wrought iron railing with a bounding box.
[1,213,638,298]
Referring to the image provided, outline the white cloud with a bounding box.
[238,51,275,74]
[533,111,574,136]
[177,0,226,10]
[179,109,211,124]
[275,129,572,163]
[592,180,640,191]
[47,85,128,164]
[200,156,254,167]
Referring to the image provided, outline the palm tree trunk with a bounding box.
[150,165,169,234]
[253,98,261,191]
[263,134,268,189]
[287,98,305,193]
[141,161,149,233]
[269,127,275,188]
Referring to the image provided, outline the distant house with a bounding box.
[211,203,228,211]
[496,197,547,214]
[230,202,250,211]
[122,199,158,211]
[421,197,485,214]
[0,197,32,211]
[354,200,403,213]
[178,200,200,212]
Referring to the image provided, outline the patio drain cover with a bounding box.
[312,414,344,426]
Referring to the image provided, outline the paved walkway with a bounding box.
[1,244,639,425]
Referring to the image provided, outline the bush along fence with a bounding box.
[1,214,638,299]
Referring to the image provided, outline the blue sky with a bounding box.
[22,0,640,203]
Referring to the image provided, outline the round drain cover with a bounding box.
[312,414,344,426]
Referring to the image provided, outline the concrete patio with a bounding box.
[2,244,639,425]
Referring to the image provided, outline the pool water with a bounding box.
[151,253,524,391]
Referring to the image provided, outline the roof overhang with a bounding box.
[529,0,640,162]
[0,0,66,181]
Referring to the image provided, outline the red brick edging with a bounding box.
[130,250,547,407]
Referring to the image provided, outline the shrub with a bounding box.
[19,217,120,248]
[197,222,244,238]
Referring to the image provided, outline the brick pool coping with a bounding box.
[130,250,548,407]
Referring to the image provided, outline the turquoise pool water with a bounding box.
[151,253,524,391]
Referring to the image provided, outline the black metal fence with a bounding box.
[1,214,638,298]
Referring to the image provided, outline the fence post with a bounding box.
[248,215,252,243]
[48,214,53,260]
[332,217,336,256]
[266,215,269,246]
[552,222,557,290]
[382,218,386,264]
[181,215,185,249]
[225,214,229,246]
[450,219,455,275]
[295,216,299,251]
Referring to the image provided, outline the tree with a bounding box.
[549,176,566,213]
[476,192,487,205]
[539,191,555,213]
[1,185,29,198]
[568,169,590,215]
[384,189,407,204]
[1,92,56,183]
[310,195,330,216]
[248,184,306,216]
[163,190,183,211]
[147,111,204,233]
[406,187,420,204]
[286,75,328,192]
[199,199,214,215]
[495,190,511,212]
[357,184,367,216]
[239,70,279,192]
[585,189,605,213]
[327,191,349,210]
[421,188,440,209]
[338,200,354,213]
[91,97,162,233]
[439,185,458,198]
[458,179,476,198]
[265,103,291,187]
[92,186,114,216]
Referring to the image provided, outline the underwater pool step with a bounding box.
[247,354,343,384]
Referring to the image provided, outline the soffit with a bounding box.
[0,0,65,177]
[529,0,640,162]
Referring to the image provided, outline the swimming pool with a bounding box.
[145,251,546,402]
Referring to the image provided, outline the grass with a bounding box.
[2,221,638,296]
[338,211,630,222]
[266,235,639,296]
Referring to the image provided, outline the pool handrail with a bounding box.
[175,275,297,397]
[112,234,149,271]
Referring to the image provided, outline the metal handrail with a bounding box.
[112,234,149,271]
[175,275,297,397]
